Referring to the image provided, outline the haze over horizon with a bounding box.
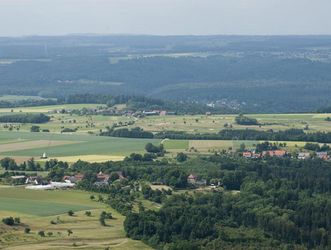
[0,0,331,37]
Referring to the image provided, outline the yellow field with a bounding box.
[186,140,319,153]
[42,154,125,163]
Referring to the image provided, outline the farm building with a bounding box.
[25,182,75,190]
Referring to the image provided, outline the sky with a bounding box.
[0,0,331,36]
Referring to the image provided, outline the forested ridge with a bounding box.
[1,35,331,113]
[36,154,331,250]
[123,156,331,249]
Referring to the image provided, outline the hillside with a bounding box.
[0,35,331,113]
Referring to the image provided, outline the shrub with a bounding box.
[2,217,15,226]
[68,210,74,216]
[30,125,40,132]
[176,152,188,162]
[14,217,20,224]
[38,230,45,237]
[24,227,31,234]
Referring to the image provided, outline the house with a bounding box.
[262,150,287,157]
[143,111,160,116]
[252,152,262,159]
[242,151,261,159]
[298,152,311,160]
[242,151,253,158]
[159,111,167,116]
[63,174,84,183]
[316,152,329,160]
[96,171,110,183]
[187,174,198,184]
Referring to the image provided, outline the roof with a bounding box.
[188,174,197,179]
[263,150,287,157]
[11,175,26,179]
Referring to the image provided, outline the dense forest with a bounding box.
[0,35,331,113]
[123,156,331,249]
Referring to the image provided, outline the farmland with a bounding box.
[0,187,151,249]
[0,103,330,162]
[134,113,331,133]
[1,105,331,135]
[0,131,160,162]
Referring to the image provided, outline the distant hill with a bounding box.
[0,35,331,113]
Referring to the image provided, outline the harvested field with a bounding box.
[45,154,125,163]
[0,140,80,153]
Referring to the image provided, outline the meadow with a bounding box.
[0,187,151,250]
[134,113,331,133]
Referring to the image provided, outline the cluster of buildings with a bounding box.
[9,171,126,190]
[242,150,330,161]
[297,151,329,160]
[242,150,288,159]
[49,107,175,117]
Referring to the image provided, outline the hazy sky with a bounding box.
[0,0,331,36]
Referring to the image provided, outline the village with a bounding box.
[242,149,330,160]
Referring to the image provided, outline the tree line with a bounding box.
[155,128,331,143]
[0,113,50,123]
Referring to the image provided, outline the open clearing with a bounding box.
[0,187,151,250]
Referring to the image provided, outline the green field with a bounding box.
[0,187,151,250]
[0,188,98,216]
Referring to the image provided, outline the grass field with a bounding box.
[0,103,330,135]
[0,187,151,250]
[134,113,331,133]
[163,139,321,154]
